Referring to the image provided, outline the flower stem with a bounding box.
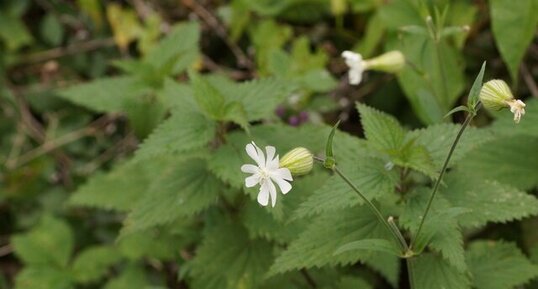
[332,166,409,252]
[406,257,417,289]
[410,110,476,248]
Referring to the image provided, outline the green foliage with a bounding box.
[72,246,121,283]
[490,0,538,80]
[466,241,538,289]
[12,216,73,268]
[414,253,470,289]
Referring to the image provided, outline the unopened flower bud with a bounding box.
[364,51,406,73]
[479,79,526,123]
[279,147,313,176]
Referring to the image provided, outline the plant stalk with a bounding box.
[411,111,476,248]
[332,166,409,252]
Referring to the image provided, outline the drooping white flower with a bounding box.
[241,142,293,207]
[341,50,366,85]
[507,99,526,123]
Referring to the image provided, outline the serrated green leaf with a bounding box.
[401,189,467,271]
[190,71,226,119]
[467,241,538,289]
[441,172,538,228]
[122,159,221,234]
[222,101,250,132]
[357,103,406,153]
[294,156,399,218]
[69,158,172,212]
[335,239,400,257]
[56,76,142,113]
[414,253,470,289]
[394,143,436,178]
[40,13,64,46]
[190,222,273,289]
[117,227,184,261]
[134,108,215,161]
[407,123,494,168]
[12,216,73,268]
[103,265,148,289]
[212,76,296,121]
[15,267,73,289]
[490,0,538,80]
[269,206,399,286]
[72,246,121,283]
[456,135,538,191]
[144,21,199,74]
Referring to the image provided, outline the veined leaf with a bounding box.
[334,239,400,257]
[414,253,470,289]
[15,267,73,289]
[269,206,400,287]
[441,172,538,228]
[466,241,538,289]
[103,265,148,289]
[490,0,538,80]
[190,222,273,289]
[55,76,142,113]
[122,159,221,234]
[357,103,406,153]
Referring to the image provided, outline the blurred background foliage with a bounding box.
[0,0,537,288]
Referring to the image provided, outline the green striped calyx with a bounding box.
[279,147,313,176]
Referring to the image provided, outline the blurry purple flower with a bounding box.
[288,115,300,126]
[299,111,309,122]
[275,105,287,118]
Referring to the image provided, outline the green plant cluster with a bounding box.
[1,0,538,289]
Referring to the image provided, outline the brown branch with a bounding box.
[15,38,115,65]
[181,0,254,69]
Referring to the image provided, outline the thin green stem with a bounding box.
[411,111,476,248]
[333,166,408,252]
[407,257,417,289]
[433,39,449,107]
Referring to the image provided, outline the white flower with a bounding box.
[342,50,366,85]
[241,142,293,207]
[507,99,526,123]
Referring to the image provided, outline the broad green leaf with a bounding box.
[328,276,373,289]
[249,19,292,74]
[401,189,467,271]
[12,216,73,268]
[407,123,493,168]
[217,77,295,121]
[394,143,436,178]
[466,241,538,289]
[144,21,199,74]
[190,222,273,289]
[69,158,172,212]
[122,159,221,233]
[414,253,470,289]
[456,135,538,191]
[490,0,538,80]
[334,239,400,257]
[56,76,142,113]
[117,226,185,261]
[441,172,538,228]
[269,206,400,287]
[123,93,167,139]
[104,265,148,289]
[72,246,122,283]
[190,72,226,119]
[294,156,399,218]
[357,103,406,152]
[15,267,73,289]
[133,108,215,161]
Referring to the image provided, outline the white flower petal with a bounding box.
[273,168,293,181]
[271,175,292,195]
[252,142,266,168]
[267,180,278,207]
[348,69,363,85]
[267,154,280,170]
[245,143,261,166]
[257,181,270,206]
[245,174,259,187]
[265,146,276,168]
[241,164,259,174]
